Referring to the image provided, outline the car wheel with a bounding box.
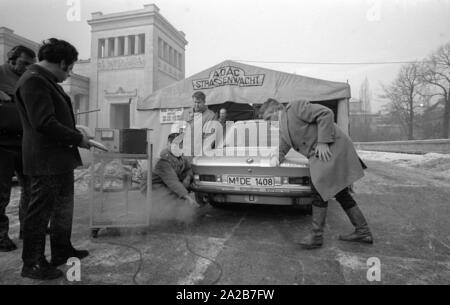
[195,193,226,208]
[195,192,210,205]
[295,204,312,215]
[90,228,100,238]
[209,200,224,208]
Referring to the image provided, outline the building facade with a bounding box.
[1,4,187,132]
[0,27,40,65]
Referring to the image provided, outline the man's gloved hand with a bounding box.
[76,125,94,150]
[0,90,12,102]
[183,193,201,208]
[79,134,92,150]
[76,125,94,139]
[183,175,192,188]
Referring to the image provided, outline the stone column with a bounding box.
[114,37,119,56]
[124,36,129,56]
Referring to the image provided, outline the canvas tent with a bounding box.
[135,60,351,160]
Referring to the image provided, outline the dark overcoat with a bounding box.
[14,64,83,176]
[279,100,365,201]
[150,148,193,198]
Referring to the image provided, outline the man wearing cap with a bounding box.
[0,45,36,251]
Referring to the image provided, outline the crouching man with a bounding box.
[260,98,373,249]
[141,133,199,207]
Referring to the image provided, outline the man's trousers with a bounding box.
[311,183,357,210]
[0,147,30,240]
[22,172,74,266]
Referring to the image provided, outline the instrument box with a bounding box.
[95,128,147,154]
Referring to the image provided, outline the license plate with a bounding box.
[227,176,275,186]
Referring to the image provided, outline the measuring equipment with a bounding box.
[95,128,147,154]
[89,128,152,235]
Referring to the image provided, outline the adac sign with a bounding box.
[192,66,265,90]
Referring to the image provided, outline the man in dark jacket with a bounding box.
[141,133,198,207]
[15,38,91,280]
[0,45,36,251]
[260,98,373,249]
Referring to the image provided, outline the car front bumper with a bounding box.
[192,182,312,196]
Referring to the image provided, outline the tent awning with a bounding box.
[138,60,351,110]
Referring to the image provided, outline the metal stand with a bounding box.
[89,131,152,237]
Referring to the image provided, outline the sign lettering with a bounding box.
[192,66,265,90]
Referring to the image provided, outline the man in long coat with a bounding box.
[260,98,373,249]
[15,38,90,280]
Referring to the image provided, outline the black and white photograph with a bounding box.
[0,0,449,291]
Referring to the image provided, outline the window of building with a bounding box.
[118,36,125,56]
[174,50,178,68]
[163,42,168,61]
[98,39,105,58]
[178,53,182,70]
[138,34,145,54]
[158,38,163,58]
[128,35,135,55]
[108,37,115,57]
[169,46,173,65]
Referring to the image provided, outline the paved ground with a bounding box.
[1,160,449,285]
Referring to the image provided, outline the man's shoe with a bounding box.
[0,237,18,252]
[299,206,327,249]
[21,259,63,280]
[50,248,89,267]
[339,206,374,244]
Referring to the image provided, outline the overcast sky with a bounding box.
[1,0,449,111]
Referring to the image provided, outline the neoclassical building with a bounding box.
[0,27,40,64]
[0,4,187,132]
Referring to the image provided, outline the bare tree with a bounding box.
[420,42,450,138]
[380,62,425,140]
